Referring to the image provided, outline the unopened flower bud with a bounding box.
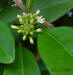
[23,12,26,16]
[30,19,34,24]
[17,15,21,18]
[23,35,26,40]
[11,4,16,7]
[36,10,40,15]
[29,37,34,44]
[30,32,33,35]
[11,25,19,29]
[36,28,42,32]
[19,18,24,24]
[17,30,22,33]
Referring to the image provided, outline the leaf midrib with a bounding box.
[44,31,73,57]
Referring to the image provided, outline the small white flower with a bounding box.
[36,28,42,32]
[17,15,21,18]
[36,10,40,15]
[37,16,45,24]
[11,4,16,7]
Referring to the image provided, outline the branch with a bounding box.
[13,0,26,11]
[43,21,54,28]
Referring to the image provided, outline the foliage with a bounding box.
[0,0,73,75]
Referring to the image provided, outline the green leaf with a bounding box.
[26,0,34,12]
[38,27,73,75]
[0,6,22,24]
[0,21,15,63]
[3,44,41,75]
[33,0,73,23]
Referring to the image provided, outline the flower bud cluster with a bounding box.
[11,10,44,44]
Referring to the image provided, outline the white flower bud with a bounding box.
[36,10,40,15]
[29,37,34,44]
[36,28,42,32]
[17,15,21,18]
[23,35,26,40]
[11,4,16,7]
[11,25,19,29]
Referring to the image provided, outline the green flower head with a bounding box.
[11,10,45,44]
